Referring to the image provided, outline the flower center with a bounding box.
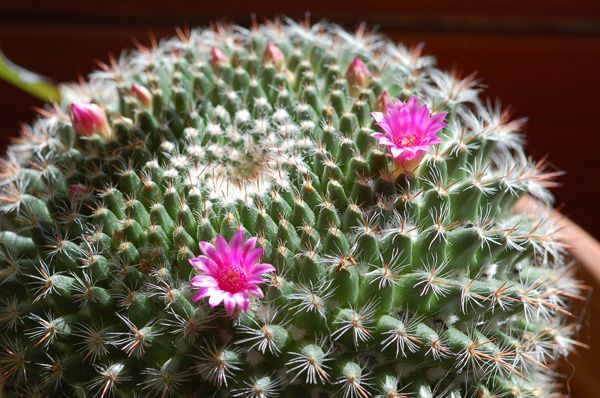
[398,135,417,147]
[217,264,248,293]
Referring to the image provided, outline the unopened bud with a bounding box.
[68,183,89,201]
[210,47,229,71]
[374,90,391,113]
[263,43,285,71]
[131,83,152,107]
[69,101,112,139]
[346,57,370,91]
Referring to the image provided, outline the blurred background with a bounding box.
[1,1,599,396]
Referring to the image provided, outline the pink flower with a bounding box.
[189,230,275,316]
[346,56,370,90]
[263,43,285,71]
[371,96,447,173]
[69,101,112,139]
[131,83,152,107]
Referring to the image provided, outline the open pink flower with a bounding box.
[371,96,447,173]
[189,230,275,316]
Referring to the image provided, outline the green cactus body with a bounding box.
[0,21,579,398]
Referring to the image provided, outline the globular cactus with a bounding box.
[0,20,582,398]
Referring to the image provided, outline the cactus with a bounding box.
[0,20,582,398]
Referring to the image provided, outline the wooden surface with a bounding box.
[1,2,599,396]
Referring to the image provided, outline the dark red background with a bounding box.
[1,2,599,396]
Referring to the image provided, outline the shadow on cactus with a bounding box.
[0,19,585,398]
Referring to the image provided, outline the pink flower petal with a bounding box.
[215,235,229,254]
[229,230,246,263]
[375,120,393,136]
[246,285,264,298]
[374,136,395,147]
[390,146,406,158]
[244,247,264,268]
[188,257,208,271]
[371,112,385,123]
[230,229,245,250]
[244,237,258,252]
[191,275,218,288]
[208,290,224,307]
[199,241,219,261]
[247,276,266,284]
[233,292,250,312]
[223,294,237,315]
[189,256,220,273]
[250,263,276,275]
[193,287,213,301]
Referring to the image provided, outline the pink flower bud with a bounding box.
[131,83,152,107]
[374,90,391,113]
[263,43,285,71]
[346,57,370,90]
[68,183,89,201]
[210,47,228,71]
[69,101,112,139]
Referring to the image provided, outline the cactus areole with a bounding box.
[0,21,580,397]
